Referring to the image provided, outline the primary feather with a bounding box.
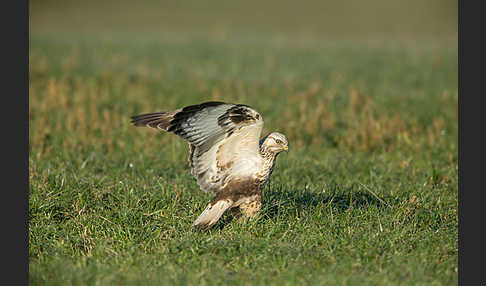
[131,101,289,228]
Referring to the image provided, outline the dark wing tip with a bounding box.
[130,112,175,130]
[131,112,162,124]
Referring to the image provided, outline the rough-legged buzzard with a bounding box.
[131,101,289,228]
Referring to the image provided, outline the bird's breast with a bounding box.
[231,155,262,177]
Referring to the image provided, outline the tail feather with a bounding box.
[192,200,233,227]
[130,109,182,131]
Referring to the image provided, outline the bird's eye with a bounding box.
[275,139,282,144]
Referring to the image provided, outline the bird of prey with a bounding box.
[130,101,289,228]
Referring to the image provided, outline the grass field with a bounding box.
[29,1,458,285]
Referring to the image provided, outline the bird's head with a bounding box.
[260,132,289,154]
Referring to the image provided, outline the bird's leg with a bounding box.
[239,200,262,221]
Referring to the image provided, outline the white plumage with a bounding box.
[131,101,289,228]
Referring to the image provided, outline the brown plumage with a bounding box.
[131,101,289,228]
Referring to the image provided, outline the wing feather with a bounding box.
[131,101,264,194]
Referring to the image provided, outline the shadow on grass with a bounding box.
[261,185,390,220]
[205,185,391,231]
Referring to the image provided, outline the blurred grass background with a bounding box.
[30,0,457,40]
[29,1,457,285]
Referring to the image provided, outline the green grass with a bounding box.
[29,1,457,285]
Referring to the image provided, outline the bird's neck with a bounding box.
[258,145,278,179]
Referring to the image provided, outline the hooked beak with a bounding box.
[283,145,289,152]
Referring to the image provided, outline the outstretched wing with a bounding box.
[131,101,264,194]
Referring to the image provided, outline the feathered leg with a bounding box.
[239,199,262,218]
